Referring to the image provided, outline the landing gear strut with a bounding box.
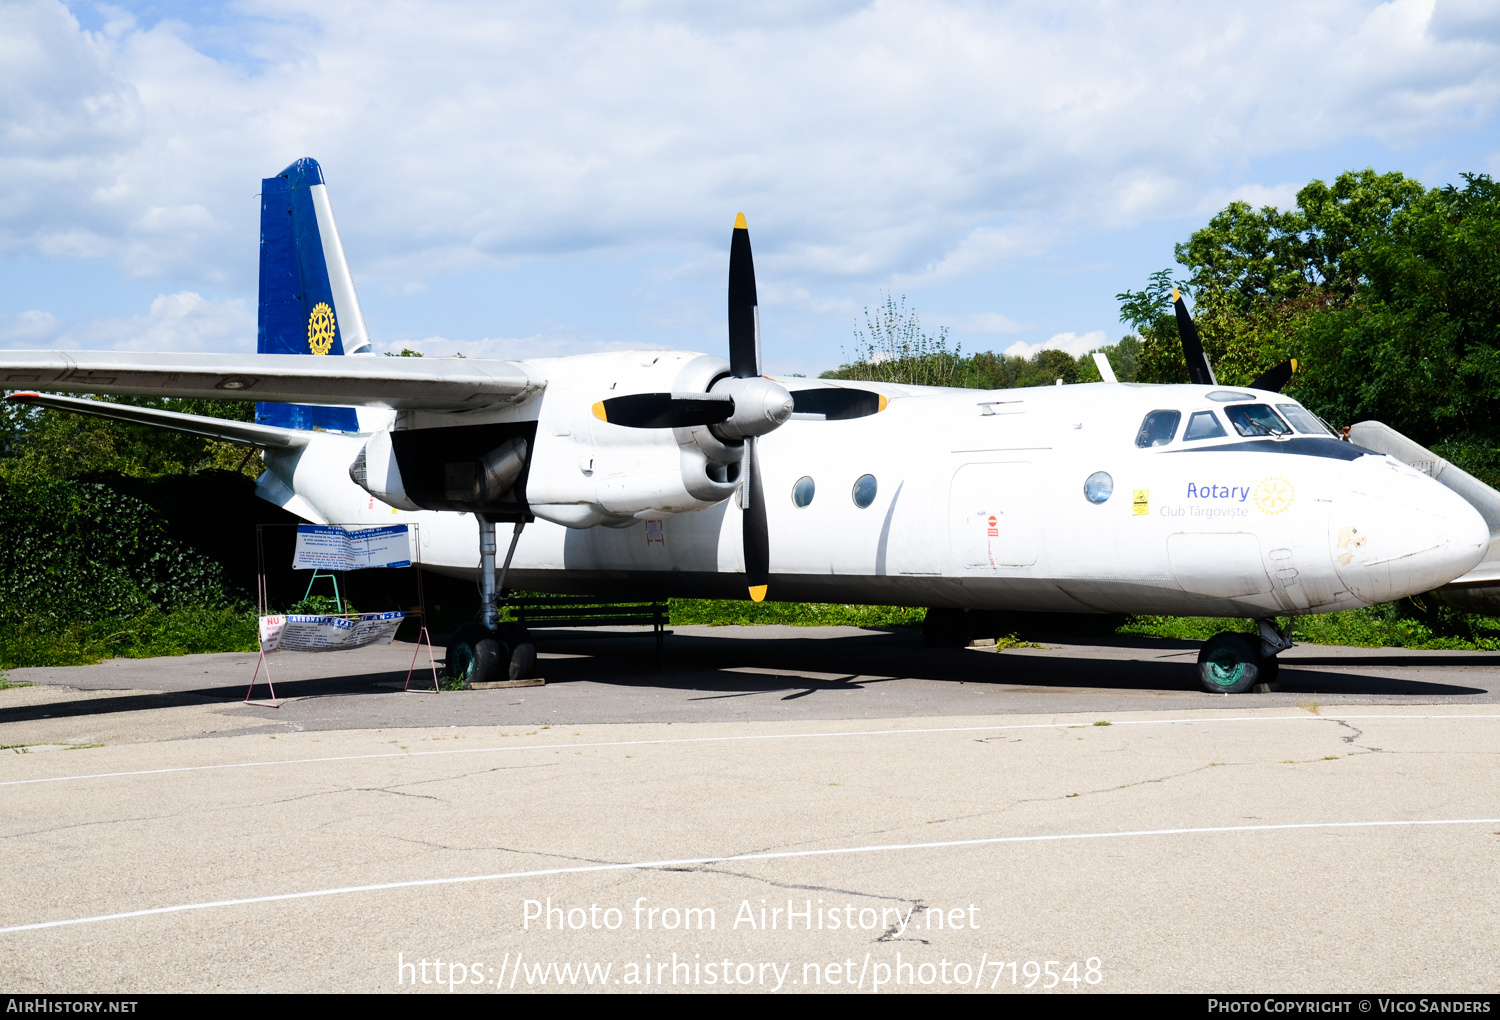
[445,517,536,688]
[1196,618,1294,694]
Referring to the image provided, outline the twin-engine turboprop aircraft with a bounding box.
[1,158,1492,693]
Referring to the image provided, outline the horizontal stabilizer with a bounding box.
[5,392,312,448]
[0,351,544,410]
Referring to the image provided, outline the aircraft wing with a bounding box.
[5,392,313,448]
[0,351,544,411]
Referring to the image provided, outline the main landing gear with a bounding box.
[444,517,537,688]
[1197,618,1294,694]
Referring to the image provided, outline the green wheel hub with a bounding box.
[1205,647,1246,687]
[446,642,475,684]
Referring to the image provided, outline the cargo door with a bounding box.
[949,462,1039,568]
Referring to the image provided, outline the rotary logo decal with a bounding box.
[1252,476,1294,515]
[307,302,337,355]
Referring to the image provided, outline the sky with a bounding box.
[1,0,1497,377]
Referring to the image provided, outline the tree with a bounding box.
[826,293,964,387]
[0,396,259,483]
[1117,169,1500,482]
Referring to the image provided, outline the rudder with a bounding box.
[257,157,369,431]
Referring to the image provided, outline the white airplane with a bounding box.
[2,158,1493,694]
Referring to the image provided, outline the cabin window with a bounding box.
[1083,471,1113,504]
[792,476,815,508]
[851,474,878,509]
[1226,403,1292,438]
[1135,410,1181,448]
[1183,410,1227,441]
[1277,404,1332,435]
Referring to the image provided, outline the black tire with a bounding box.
[495,623,537,682]
[922,608,973,648]
[1259,656,1280,687]
[1197,631,1263,694]
[446,623,503,688]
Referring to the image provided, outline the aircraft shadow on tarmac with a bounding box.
[531,630,1489,700]
[1,632,1488,726]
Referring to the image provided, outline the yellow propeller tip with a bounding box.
[877,394,889,412]
[734,212,747,230]
[592,400,607,422]
[1290,358,1298,372]
[1171,287,1181,301]
[749,585,767,603]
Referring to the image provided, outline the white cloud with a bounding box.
[893,224,1052,288]
[1002,330,1107,360]
[0,291,252,351]
[1196,181,1305,216]
[936,311,1030,335]
[0,0,1495,312]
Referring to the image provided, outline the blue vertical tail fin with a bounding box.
[257,157,369,431]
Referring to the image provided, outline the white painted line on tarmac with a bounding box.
[3,713,1498,789]
[2,816,1496,936]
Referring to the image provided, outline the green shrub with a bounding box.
[0,478,234,624]
[0,605,258,668]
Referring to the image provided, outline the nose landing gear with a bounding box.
[1196,618,1294,694]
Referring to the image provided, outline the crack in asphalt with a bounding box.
[1325,717,1383,755]
[3,813,178,840]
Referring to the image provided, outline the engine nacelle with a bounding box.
[348,429,420,511]
[524,351,753,528]
[348,350,790,529]
[350,421,535,516]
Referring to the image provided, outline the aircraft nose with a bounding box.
[1330,455,1490,604]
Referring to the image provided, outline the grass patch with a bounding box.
[0,605,258,669]
[1121,604,1500,651]
[667,599,926,628]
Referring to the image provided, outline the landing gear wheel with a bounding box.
[495,623,538,682]
[1259,656,1280,687]
[446,623,502,688]
[1197,632,1264,694]
[923,608,973,648]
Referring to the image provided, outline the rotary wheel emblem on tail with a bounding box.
[307,302,337,355]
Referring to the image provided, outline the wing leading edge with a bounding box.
[0,351,544,411]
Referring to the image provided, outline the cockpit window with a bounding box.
[1225,403,1292,438]
[1276,403,1333,435]
[1135,409,1182,448]
[1183,410,1227,441]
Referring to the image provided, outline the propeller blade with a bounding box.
[742,435,769,601]
[1249,359,1298,393]
[1171,288,1217,387]
[593,392,733,429]
[728,212,760,379]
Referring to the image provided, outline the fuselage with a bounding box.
[263,351,1489,618]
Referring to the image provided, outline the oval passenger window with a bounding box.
[851,474,877,509]
[792,476,815,508]
[1083,471,1113,504]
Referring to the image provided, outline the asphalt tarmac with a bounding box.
[2,626,1497,993]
